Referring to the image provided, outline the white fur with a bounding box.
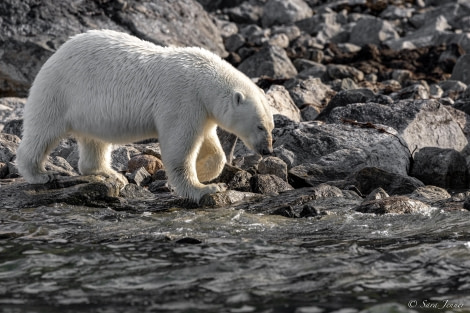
[16,30,274,202]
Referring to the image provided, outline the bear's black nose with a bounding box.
[261,147,273,155]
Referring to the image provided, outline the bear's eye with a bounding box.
[257,125,265,131]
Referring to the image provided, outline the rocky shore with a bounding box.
[2,0,470,216]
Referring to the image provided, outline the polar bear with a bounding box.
[16,30,274,202]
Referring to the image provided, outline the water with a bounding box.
[1,204,470,313]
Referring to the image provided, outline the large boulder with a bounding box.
[238,45,297,79]
[272,116,411,177]
[324,99,468,153]
[0,0,227,97]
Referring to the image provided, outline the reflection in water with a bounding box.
[1,205,470,312]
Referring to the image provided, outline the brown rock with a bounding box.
[128,154,163,175]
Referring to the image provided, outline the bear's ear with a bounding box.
[233,91,245,106]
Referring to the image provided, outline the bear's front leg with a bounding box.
[159,130,226,203]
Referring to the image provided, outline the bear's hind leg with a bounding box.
[77,137,127,187]
[196,132,226,182]
[16,131,62,184]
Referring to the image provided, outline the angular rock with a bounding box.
[390,84,429,101]
[317,88,375,120]
[326,64,364,82]
[2,119,23,138]
[350,16,399,47]
[225,1,264,25]
[355,196,431,215]
[274,120,411,177]
[324,99,468,153]
[261,0,312,28]
[451,55,470,84]
[238,45,297,79]
[0,175,123,209]
[410,185,451,204]
[0,97,25,131]
[0,0,227,97]
[128,154,163,175]
[250,174,294,195]
[364,187,389,201]
[0,133,19,162]
[411,147,468,189]
[258,156,288,181]
[227,170,252,192]
[265,85,301,122]
[199,190,261,207]
[348,167,424,196]
[284,77,335,111]
[127,167,151,186]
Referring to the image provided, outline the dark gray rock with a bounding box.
[317,88,375,120]
[326,64,364,82]
[199,190,261,207]
[2,119,23,138]
[261,0,312,28]
[348,167,424,196]
[0,0,227,97]
[250,174,294,195]
[284,77,334,111]
[227,170,252,192]
[410,186,451,205]
[355,196,431,215]
[274,121,411,176]
[411,147,468,189]
[225,1,264,24]
[364,188,389,201]
[126,167,151,186]
[350,16,399,47]
[258,156,288,181]
[324,99,468,153]
[0,133,19,163]
[238,45,297,79]
[0,175,124,209]
[451,55,470,84]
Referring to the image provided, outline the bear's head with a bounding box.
[226,88,274,156]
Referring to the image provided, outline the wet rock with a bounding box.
[265,85,301,122]
[355,196,431,215]
[350,16,399,47]
[364,187,389,201]
[238,45,297,79]
[148,180,170,193]
[0,175,124,209]
[261,0,312,28]
[451,55,470,84]
[0,162,8,178]
[199,190,261,207]
[128,154,163,175]
[119,183,155,199]
[411,147,468,189]
[348,167,424,196]
[410,185,451,205]
[274,122,411,176]
[250,174,294,195]
[299,204,321,218]
[270,205,296,218]
[325,99,468,153]
[176,237,202,244]
[258,156,288,181]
